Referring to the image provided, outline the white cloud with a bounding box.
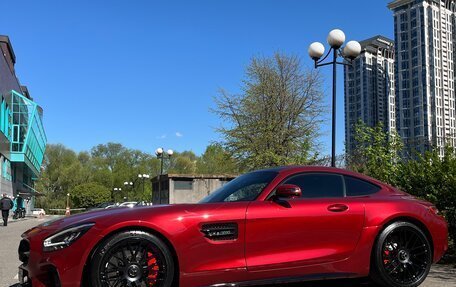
[175,132,183,137]
[156,134,167,139]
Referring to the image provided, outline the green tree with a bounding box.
[35,144,87,194]
[168,151,197,174]
[196,143,238,174]
[70,182,111,208]
[349,124,456,256]
[349,121,403,185]
[396,147,456,248]
[214,52,325,169]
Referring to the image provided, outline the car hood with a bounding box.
[23,204,196,238]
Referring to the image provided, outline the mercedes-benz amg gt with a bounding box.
[18,166,448,287]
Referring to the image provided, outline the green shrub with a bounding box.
[70,183,111,208]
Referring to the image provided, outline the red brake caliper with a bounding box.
[383,249,390,265]
[147,251,160,286]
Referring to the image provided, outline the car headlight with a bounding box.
[43,223,94,252]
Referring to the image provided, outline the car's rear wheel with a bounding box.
[90,230,174,287]
[371,221,432,287]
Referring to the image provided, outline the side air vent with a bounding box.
[201,223,238,241]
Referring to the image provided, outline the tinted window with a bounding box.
[284,173,344,198]
[200,171,278,203]
[344,176,381,196]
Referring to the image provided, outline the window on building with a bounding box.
[174,180,193,190]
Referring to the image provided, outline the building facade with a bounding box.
[344,35,396,157]
[151,174,236,204]
[0,35,46,211]
[389,0,456,157]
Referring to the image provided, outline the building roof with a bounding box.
[151,174,238,182]
[389,0,456,10]
[359,35,394,50]
[0,35,16,64]
[388,0,413,10]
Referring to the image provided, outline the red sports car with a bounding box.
[18,166,448,287]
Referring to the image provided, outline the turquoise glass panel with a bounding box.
[9,90,47,177]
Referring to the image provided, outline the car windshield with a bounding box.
[200,171,278,203]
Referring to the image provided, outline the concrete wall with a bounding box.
[0,41,21,101]
[170,178,229,204]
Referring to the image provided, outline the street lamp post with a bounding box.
[123,181,133,201]
[65,193,71,216]
[308,29,361,167]
[137,174,150,196]
[113,187,122,202]
[155,148,173,204]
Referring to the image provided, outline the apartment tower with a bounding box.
[344,36,396,157]
[389,0,456,157]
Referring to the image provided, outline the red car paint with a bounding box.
[18,166,448,287]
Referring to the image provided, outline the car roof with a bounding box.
[254,165,386,186]
[254,165,357,174]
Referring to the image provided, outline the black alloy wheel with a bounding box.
[371,221,432,287]
[90,230,174,287]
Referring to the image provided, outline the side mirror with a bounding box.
[275,184,302,199]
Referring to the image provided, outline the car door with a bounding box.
[245,172,365,271]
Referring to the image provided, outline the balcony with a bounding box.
[9,90,47,177]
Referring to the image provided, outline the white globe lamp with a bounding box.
[343,41,362,59]
[308,42,325,60]
[327,29,346,48]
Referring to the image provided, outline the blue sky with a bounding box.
[1,0,393,156]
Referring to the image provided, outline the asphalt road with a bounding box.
[1,217,455,287]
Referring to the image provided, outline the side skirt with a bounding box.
[207,272,358,287]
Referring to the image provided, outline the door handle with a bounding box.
[327,204,348,212]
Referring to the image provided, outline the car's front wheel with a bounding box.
[371,221,432,287]
[90,230,174,287]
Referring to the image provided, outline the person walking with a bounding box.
[1,193,13,226]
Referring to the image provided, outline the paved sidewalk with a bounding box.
[1,217,455,287]
[281,264,456,286]
[0,216,56,287]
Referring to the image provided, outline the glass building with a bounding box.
[389,0,456,157]
[344,36,396,158]
[0,35,47,212]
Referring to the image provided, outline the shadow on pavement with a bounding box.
[9,280,376,287]
[8,278,377,287]
[276,278,375,287]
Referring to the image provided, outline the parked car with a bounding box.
[18,166,448,287]
[104,203,119,209]
[86,202,115,212]
[118,201,137,208]
[135,201,151,207]
[30,208,45,217]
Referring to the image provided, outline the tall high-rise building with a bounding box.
[344,36,396,157]
[389,0,456,157]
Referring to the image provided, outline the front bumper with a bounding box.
[18,265,31,287]
[18,226,101,287]
[18,263,61,287]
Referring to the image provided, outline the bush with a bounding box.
[70,183,111,208]
[396,148,456,258]
[349,122,456,260]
